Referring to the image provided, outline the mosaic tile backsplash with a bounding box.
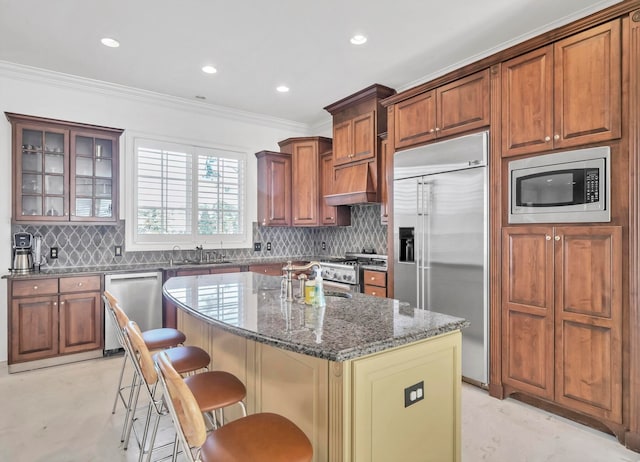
[11,205,387,269]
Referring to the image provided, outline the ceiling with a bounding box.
[0,0,623,126]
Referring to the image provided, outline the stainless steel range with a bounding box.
[319,260,359,288]
[320,254,388,292]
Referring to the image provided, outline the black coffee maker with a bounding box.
[12,232,34,273]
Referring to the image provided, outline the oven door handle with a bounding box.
[323,280,352,292]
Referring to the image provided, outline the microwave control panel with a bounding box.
[585,168,599,203]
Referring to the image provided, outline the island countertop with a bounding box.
[163,271,468,362]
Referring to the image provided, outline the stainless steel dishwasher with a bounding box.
[104,271,163,353]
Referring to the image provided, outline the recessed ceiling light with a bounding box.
[101,37,120,48]
[202,65,217,74]
[276,85,290,93]
[350,34,367,45]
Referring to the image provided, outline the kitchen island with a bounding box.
[164,272,468,462]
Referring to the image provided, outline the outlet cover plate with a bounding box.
[50,247,58,259]
[404,381,424,407]
[254,242,262,252]
[266,242,271,251]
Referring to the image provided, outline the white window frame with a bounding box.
[125,135,251,251]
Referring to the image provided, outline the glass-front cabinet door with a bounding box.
[15,123,69,221]
[71,131,118,222]
[7,113,123,224]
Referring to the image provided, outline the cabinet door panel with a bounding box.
[10,295,59,363]
[352,112,375,162]
[333,120,352,166]
[501,46,554,157]
[554,19,621,148]
[257,152,291,226]
[437,69,490,138]
[502,227,554,398]
[394,91,436,149]
[554,226,622,422]
[59,292,103,354]
[292,142,319,226]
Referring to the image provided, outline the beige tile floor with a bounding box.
[0,355,639,461]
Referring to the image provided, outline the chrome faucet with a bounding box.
[195,245,204,263]
[170,245,181,266]
[282,261,321,302]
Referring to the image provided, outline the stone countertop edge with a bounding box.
[163,274,469,362]
[0,255,339,280]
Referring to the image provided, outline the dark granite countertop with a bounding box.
[163,272,468,362]
[1,256,336,280]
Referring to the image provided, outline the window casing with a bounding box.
[126,137,249,250]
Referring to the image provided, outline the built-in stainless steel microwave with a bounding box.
[508,147,610,224]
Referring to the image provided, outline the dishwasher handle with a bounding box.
[106,272,161,282]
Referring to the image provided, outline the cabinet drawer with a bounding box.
[364,285,387,298]
[59,275,101,293]
[12,278,58,297]
[363,270,386,287]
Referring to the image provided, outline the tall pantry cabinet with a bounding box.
[502,226,622,423]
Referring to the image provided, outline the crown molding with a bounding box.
[397,0,623,93]
[0,60,309,132]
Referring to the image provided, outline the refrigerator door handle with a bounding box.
[416,180,421,309]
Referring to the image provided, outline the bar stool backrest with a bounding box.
[103,290,119,311]
[102,294,126,348]
[156,351,207,460]
[125,320,158,386]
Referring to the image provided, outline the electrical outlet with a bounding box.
[404,381,424,407]
[254,242,262,252]
[321,242,326,251]
[114,245,122,257]
[50,247,58,259]
[266,242,272,251]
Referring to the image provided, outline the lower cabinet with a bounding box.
[502,225,622,424]
[363,269,387,298]
[9,275,103,365]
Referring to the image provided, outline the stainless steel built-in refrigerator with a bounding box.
[393,131,489,384]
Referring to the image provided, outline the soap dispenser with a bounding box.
[313,267,326,308]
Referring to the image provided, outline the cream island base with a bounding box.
[176,309,462,462]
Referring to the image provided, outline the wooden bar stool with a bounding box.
[126,321,246,462]
[103,291,187,443]
[156,351,313,462]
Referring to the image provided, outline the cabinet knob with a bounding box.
[53,302,57,306]
[555,235,561,241]
[544,136,551,142]
[370,276,375,280]
[78,282,83,287]
[435,127,441,132]
[60,301,65,305]
[372,291,377,296]
[554,134,560,141]
[545,235,551,241]
[33,285,38,290]
[429,128,435,133]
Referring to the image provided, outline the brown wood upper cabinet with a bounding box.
[394,69,490,150]
[333,111,375,167]
[502,19,621,157]
[6,113,123,224]
[256,151,291,227]
[502,225,622,423]
[279,137,333,227]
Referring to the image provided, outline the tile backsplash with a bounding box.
[12,205,387,269]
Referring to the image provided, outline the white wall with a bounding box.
[0,62,310,362]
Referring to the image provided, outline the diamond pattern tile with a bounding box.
[11,205,387,268]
